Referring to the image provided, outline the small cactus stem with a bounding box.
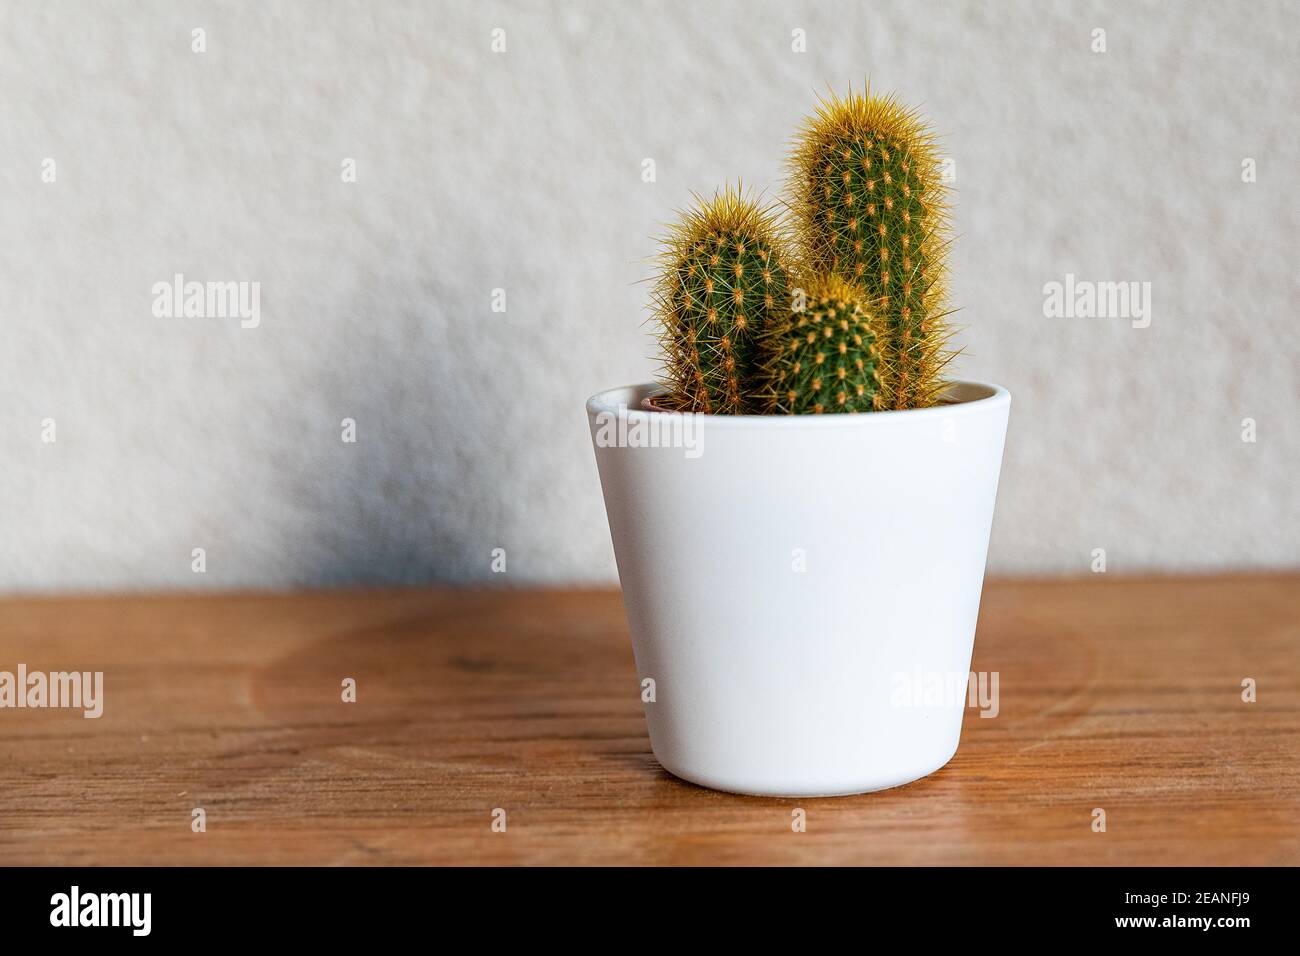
[761,273,882,415]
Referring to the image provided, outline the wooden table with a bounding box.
[1,575,1296,866]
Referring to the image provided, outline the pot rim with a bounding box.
[587,380,1010,428]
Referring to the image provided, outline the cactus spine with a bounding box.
[654,186,790,414]
[789,86,952,409]
[764,274,882,414]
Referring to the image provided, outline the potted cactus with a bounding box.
[587,86,1010,796]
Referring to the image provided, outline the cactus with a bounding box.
[763,274,883,414]
[789,85,952,409]
[653,186,791,414]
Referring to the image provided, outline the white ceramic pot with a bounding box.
[586,380,1011,797]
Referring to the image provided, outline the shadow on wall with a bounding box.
[276,269,608,589]
[278,272,503,587]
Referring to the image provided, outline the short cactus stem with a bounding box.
[764,274,882,414]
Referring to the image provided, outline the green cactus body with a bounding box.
[791,87,950,409]
[654,187,790,414]
[766,275,881,414]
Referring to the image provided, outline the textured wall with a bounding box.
[1,0,1295,592]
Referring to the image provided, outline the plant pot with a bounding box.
[586,380,1011,796]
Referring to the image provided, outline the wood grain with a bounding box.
[0,576,1296,865]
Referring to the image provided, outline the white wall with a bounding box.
[1,0,1295,591]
